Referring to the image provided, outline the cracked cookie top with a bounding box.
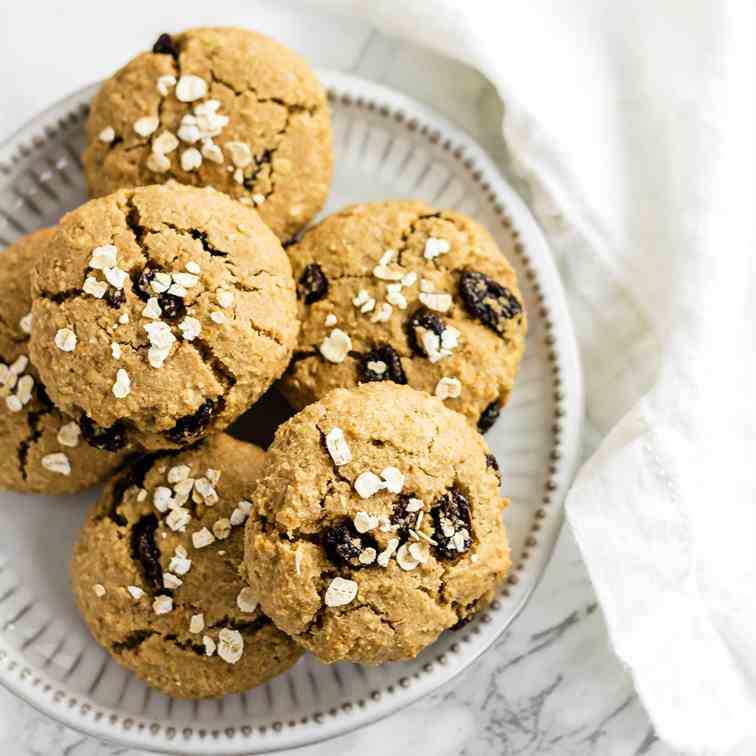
[0,229,130,494]
[82,27,333,242]
[29,183,299,451]
[280,200,527,433]
[71,433,302,698]
[244,382,511,664]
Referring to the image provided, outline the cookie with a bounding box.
[280,200,527,433]
[244,383,511,664]
[71,433,302,698]
[29,183,299,452]
[0,229,130,494]
[83,26,333,242]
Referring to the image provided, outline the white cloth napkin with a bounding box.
[319,1,756,753]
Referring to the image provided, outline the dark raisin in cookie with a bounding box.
[298,264,328,304]
[360,344,407,384]
[459,270,522,337]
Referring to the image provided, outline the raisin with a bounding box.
[104,288,125,309]
[166,398,217,444]
[321,524,363,568]
[297,264,328,304]
[157,292,184,321]
[405,306,445,357]
[360,344,407,384]
[459,271,522,337]
[391,495,416,537]
[243,149,273,190]
[320,522,376,569]
[134,267,155,301]
[130,514,163,590]
[477,401,501,433]
[431,488,473,560]
[134,267,184,318]
[152,33,178,57]
[80,413,127,452]
[485,453,501,482]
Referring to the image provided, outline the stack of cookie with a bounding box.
[0,27,527,698]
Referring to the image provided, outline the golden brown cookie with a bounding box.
[29,183,299,452]
[71,434,302,698]
[83,27,333,242]
[280,200,527,432]
[0,229,130,494]
[244,383,511,665]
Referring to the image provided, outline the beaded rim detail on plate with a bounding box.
[0,70,583,754]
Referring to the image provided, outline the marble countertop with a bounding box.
[0,2,673,754]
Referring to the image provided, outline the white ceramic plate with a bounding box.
[0,70,583,754]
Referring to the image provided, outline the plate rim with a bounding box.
[0,67,585,754]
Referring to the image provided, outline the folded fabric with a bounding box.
[318,1,756,753]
